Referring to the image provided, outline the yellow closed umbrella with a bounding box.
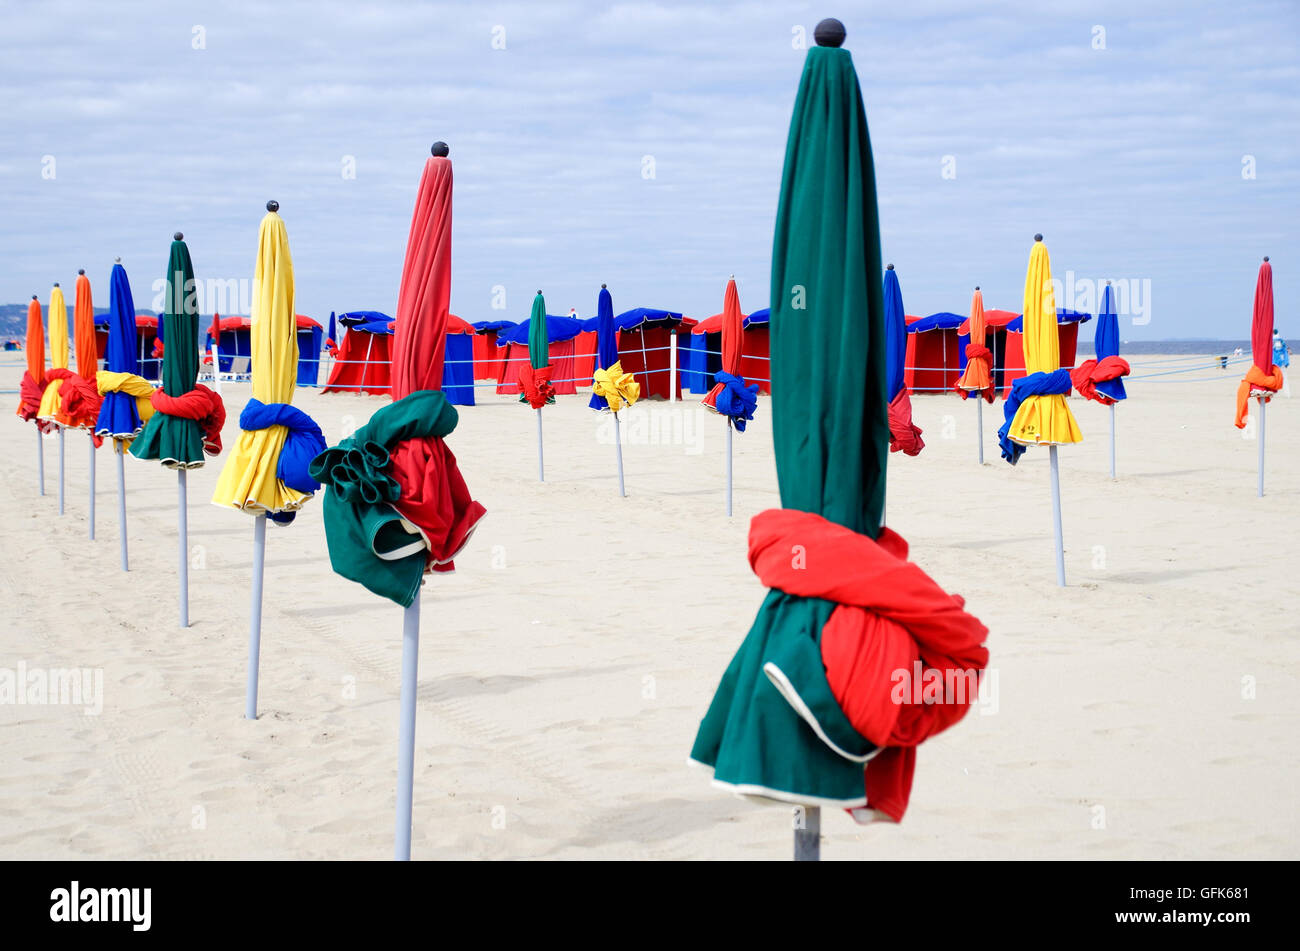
[37,283,71,514]
[1008,237,1082,447]
[997,234,1081,586]
[212,203,318,517]
[212,200,326,720]
[37,284,69,422]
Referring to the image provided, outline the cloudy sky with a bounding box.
[1,0,1296,338]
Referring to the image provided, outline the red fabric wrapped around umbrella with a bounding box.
[16,298,46,425]
[387,152,485,571]
[887,389,924,456]
[702,278,743,412]
[1071,355,1131,404]
[151,384,226,455]
[516,363,555,409]
[748,508,988,821]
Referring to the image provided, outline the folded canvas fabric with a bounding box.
[309,390,486,608]
[1235,364,1284,428]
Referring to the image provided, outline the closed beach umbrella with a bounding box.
[519,291,555,480]
[130,233,227,627]
[588,284,640,496]
[1234,257,1283,495]
[689,19,988,860]
[955,286,993,462]
[1069,282,1131,478]
[96,260,155,570]
[37,283,72,514]
[61,271,106,536]
[997,235,1081,585]
[702,277,758,515]
[15,295,47,494]
[883,264,923,459]
[213,201,326,719]
[309,142,486,860]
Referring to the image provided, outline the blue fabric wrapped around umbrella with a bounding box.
[882,267,906,401]
[997,369,1073,464]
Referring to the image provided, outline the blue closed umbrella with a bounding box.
[882,264,906,401]
[1093,284,1126,403]
[588,286,618,411]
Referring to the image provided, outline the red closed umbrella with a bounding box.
[1235,256,1284,494]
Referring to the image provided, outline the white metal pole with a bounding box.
[36,428,44,496]
[246,514,267,720]
[178,468,189,628]
[794,806,820,861]
[116,443,128,571]
[536,408,544,482]
[669,331,678,403]
[395,588,421,861]
[976,398,984,464]
[58,427,65,515]
[614,412,625,497]
[88,433,96,539]
[212,339,223,396]
[725,420,733,517]
[1258,397,1266,498]
[1109,403,1116,481]
[1049,445,1065,587]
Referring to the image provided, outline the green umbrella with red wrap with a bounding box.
[688,18,988,860]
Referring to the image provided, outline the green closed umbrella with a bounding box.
[519,291,553,480]
[689,18,889,859]
[130,232,226,627]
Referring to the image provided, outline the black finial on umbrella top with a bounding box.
[1263,255,1269,262]
[78,269,85,275]
[1106,280,1112,286]
[537,290,542,295]
[1034,233,1043,242]
[32,294,38,300]
[53,282,59,287]
[431,141,449,157]
[115,257,121,264]
[267,200,279,212]
[601,283,607,289]
[174,232,184,241]
[975,285,980,290]
[886,263,894,270]
[814,18,846,47]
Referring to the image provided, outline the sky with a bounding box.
[1,0,1297,339]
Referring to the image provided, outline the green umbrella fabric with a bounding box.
[689,39,890,806]
[130,237,216,468]
[527,292,549,370]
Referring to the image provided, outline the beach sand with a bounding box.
[0,358,1296,860]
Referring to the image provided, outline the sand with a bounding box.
[0,357,1296,860]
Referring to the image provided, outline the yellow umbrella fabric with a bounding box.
[37,284,69,422]
[211,208,313,516]
[1008,239,1082,447]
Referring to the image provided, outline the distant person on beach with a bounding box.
[1274,329,1290,369]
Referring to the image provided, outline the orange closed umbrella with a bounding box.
[69,270,104,538]
[15,295,47,495]
[955,286,993,463]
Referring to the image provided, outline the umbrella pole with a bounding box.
[395,588,421,861]
[116,443,129,571]
[246,514,267,720]
[58,427,65,515]
[1049,445,1065,587]
[536,408,544,482]
[669,332,677,403]
[794,805,820,861]
[178,468,189,628]
[36,428,44,496]
[1109,403,1116,481]
[613,412,626,497]
[1258,397,1266,497]
[725,419,733,517]
[976,397,984,464]
[88,432,96,539]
